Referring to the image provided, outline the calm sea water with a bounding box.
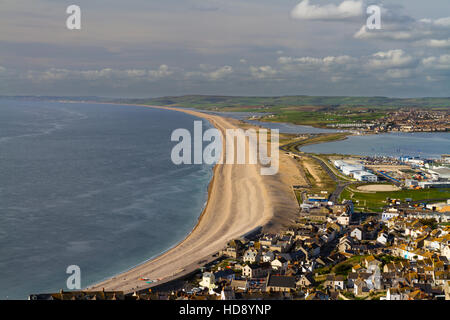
[300,132,450,159]
[0,99,214,299]
[198,110,339,134]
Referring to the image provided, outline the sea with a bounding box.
[300,132,450,159]
[0,98,214,299]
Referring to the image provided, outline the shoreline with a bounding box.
[86,104,300,293]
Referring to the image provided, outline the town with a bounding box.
[326,108,449,133]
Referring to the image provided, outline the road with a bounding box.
[280,140,361,202]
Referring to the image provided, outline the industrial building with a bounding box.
[333,160,378,182]
[427,167,450,181]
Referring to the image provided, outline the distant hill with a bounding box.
[121,95,450,110]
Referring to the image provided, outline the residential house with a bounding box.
[262,251,275,263]
[351,227,364,241]
[213,269,236,282]
[377,232,391,246]
[259,234,278,247]
[385,288,403,300]
[230,279,249,292]
[199,272,217,290]
[339,236,354,253]
[325,275,346,290]
[337,212,350,226]
[298,243,320,259]
[354,279,369,296]
[347,272,371,289]
[300,260,316,273]
[271,257,288,273]
[242,263,271,279]
[221,240,244,259]
[265,275,296,292]
[243,249,261,264]
[443,245,450,260]
[363,255,382,272]
[296,273,315,288]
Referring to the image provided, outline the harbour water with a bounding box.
[0,99,214,299]
[300,132,450,159]
[200,111,340,134]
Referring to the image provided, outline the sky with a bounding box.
[0,0,449,98]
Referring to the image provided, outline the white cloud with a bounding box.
[367,50,415,70]
[207,66,233,80]
[421,17,450,27]
[25,65,174,82]
[356,14,450,43]
[186,65,233,80]
[148,65,173,78]
[278,55,357,71]
[249,66,277,79]
[422,55,450,70]
[291,0,363,20]
[424,38,450,48]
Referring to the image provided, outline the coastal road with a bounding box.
[280,140,361,202]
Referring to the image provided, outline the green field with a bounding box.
[340,187,450,212]
[124,95,450,109]
[262,109,386,127]
[115,94,450,129]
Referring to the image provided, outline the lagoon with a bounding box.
[300,132,450,159]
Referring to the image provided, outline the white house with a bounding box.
[351,227,364,241]
[337,212,350,226]
[243,249,261,264]
[262,251,275,263]
[199,272,217,290]
[271,257,288,272]
[385,288,403,300]
[377,233,390,245]
[382,209,400,221]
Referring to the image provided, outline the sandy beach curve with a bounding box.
[87,106,300,293]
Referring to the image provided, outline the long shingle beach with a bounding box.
[87,106,300,293]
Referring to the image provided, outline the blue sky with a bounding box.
[0,0,449,97]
